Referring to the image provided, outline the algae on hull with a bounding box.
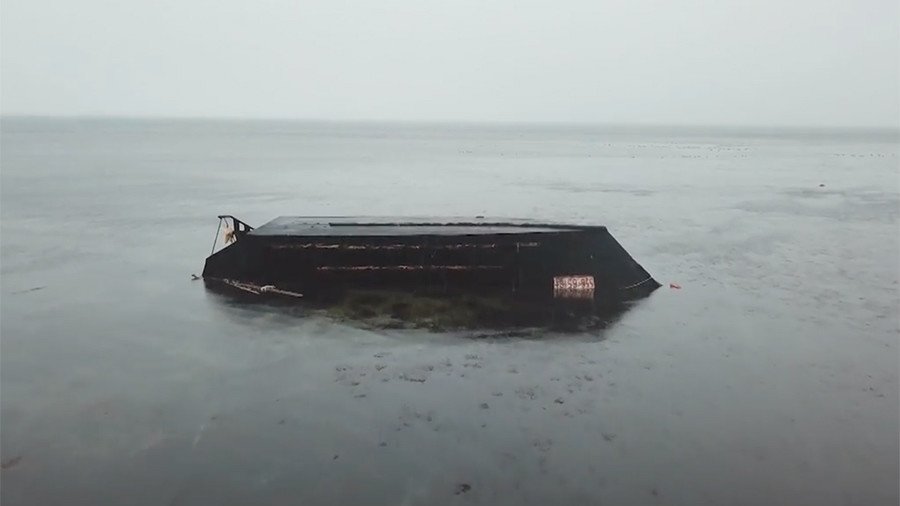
[321,289,623,332]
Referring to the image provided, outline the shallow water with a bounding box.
[1,118,898,505]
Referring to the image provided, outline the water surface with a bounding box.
[1,118,898,505]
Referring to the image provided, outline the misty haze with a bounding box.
[1,1,898,505]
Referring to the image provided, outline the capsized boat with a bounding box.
[202,215,659,327]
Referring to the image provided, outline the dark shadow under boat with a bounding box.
[203,283,637,333]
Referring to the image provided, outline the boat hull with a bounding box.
[202,218,659,309]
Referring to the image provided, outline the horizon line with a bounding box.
[1,113,898,132]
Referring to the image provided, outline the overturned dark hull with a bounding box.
[202,216,659,327]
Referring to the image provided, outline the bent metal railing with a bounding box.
[210,215,254,255]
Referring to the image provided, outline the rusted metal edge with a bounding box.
[618,276,656,291]
[217,279,303,298]
[326,221,593,230]
[268,242,540,251]
[316,265,506,272]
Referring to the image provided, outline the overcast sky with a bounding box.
[1,0,897,127]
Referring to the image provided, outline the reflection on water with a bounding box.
[203,283,637,333]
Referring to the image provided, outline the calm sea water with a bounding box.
[1,117,898,505]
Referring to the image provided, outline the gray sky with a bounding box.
[1,0,898,127]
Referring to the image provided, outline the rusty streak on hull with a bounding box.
[316,265,506,272]
[266,242,537,251]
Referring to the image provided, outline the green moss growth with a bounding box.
[325,289,532,331]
